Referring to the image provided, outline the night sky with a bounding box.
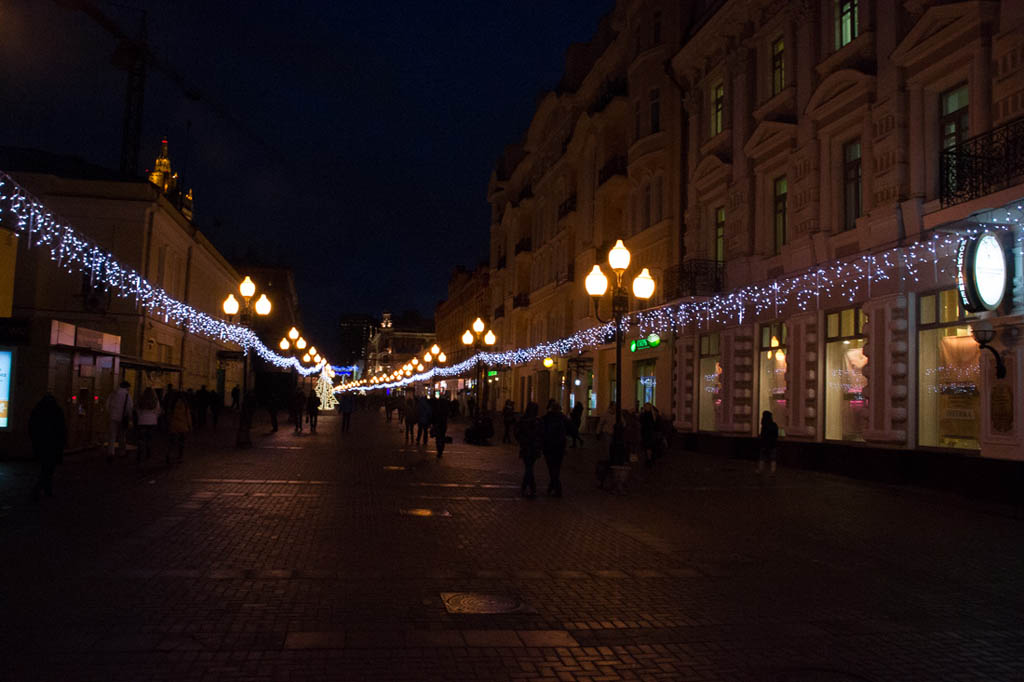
[1,0,614,356]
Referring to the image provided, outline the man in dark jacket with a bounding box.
[29,394,67,500]
[429,395,449,459]
[541,400,570,497]
[758,410,779,474]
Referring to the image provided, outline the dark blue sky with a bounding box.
[1,0,614,355]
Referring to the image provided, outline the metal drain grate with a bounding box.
[399,508,451,517]
[440,592,533,614]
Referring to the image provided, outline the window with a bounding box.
[653,11,662,46]
[699,333,722,431]
[649,88,661,134]
[940,84,969,150]
[835,0,859,50]
[918,290,979,450]
[634,100,643,140]
[710,82,724,137]
[773,176,788,253]
[771,37,785,96]
[759,322,788,436]
[634,359,656,411]
[825,307,868,441]
[714,206,725,265]
[843,140,862,230]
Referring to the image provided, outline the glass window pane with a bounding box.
[827,313,839,338]
[760,343,787,437]
[942,85,969,115]
[825,337,868,441]
[939,289,960,323]
[918,326,980,449]
[840,308,855,337]
[920,295,936,325]
[699,355,722,431]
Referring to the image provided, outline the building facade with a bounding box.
[438,0,1024,465]
[365,312,435,380]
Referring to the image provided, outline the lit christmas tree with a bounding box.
[315,366,338,411]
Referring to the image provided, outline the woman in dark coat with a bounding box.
[569,401,585,447]
[29,394,66,500]
[541,400,570,497]
[514,402,542,497]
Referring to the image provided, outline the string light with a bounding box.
[0,172,319,375]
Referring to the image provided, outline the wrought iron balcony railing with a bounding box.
[514,237,532,255]
[664,259,725,299]
[941,115,1024,207]
[598,155,627,186]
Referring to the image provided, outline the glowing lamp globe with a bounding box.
[239,276,256,299]
[543,357,554,368]
[608,239,631,273]
[254,293,272,316]
[302,353,311,363]
[222,293,240,316]
[585,265,609,296]
[472,317,485,334]
[279,338,290,351]
[430,344,440,355]
[288,327,299,340]
[308,346,317,357]
[484,330,496,345]
[632,268,655,299]
[462,330,474,345]
[296,337,307,349]
[423,352,432,362]
[437,352,446,363]
[416,363,425,372]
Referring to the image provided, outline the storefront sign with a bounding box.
[486,370,498,377]
[991,383,1013,433]
[629,333,661,352]
[957,232,1008,312]
[0,349,12,429]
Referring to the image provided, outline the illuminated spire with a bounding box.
[147,138,175,194]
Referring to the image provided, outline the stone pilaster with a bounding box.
[862,293,911,445]
[674,333,696,431]
[784,312,819,439]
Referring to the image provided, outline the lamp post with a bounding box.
[421,344,446,397]
[223,275,272,448]
[462,317,496,415]
[971,320,1007,379]
[584,239,655,466]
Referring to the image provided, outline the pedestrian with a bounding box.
[29,393,66,500]
[501,399,516,443]
[384,393,395,423]
[266,391,279,432]
[210,391,222,428]
[404,393,418,443]
[514,401,542,498]
[416,394,431,445]
[105,380,132,461]
[623,410,642,463]
[135,387,161,464]
[569,401,585,448]
[339,391,355,433]
[291,388,306,434]
[167,390,192,464]
[195,385,209,429]
[541,399,570,497]
[306,390,320,434]
[596,402,615,440]
[429,394,449,459]
[230,384,240,410]
[758,410,779,474]
[396,394,406,425]
[640,402,659,466]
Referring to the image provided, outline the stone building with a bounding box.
[439,0,1024,472]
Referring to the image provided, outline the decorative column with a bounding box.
[862,293,911,445]
[784,311,819,439]
[674,333,696,431]
[719,325,755,434]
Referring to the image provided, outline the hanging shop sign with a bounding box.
[629,333,661,353]
[486,370,499,377]
[957,232,1009,312]
[0,349,12,429]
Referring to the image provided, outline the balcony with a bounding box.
[514,237,532,255]
[598,155,627,186]
[941,115,1024,207]
[494,304,505,319]
[512,293,530,309]
[588,77,627,115]
[558,194,577,220]
[556,264,575,285]
[664,260,725,299]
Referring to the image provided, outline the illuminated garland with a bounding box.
[339,224,1019,393]
[0,171,319,376]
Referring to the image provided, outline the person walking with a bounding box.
[415,394,431,446]
[105,380,133,462]
[135,387,161,464]
[291,388,306,434]
[384,393,395,423]
[195,385,209,430]
[167,390,192,464]
[339,391,355,433]
[210,391,222,429]
[29,393,66,501]
[501,400,516,444]
[514,402,542,498]
[429,394,449,459]
[596,402,615,440]
[230,384,240,410]
[569,401,585,448]
[758,410,779,474]
[306,390,320,434]
[404,392,418,443]
[541,399,570,497]
[640,403,659,466]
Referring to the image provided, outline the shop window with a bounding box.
[825,307,868,441]
[835,0,858,50]
[699,333,722,431]
[918,290,979,449]
[634,359,656,411]
[771,37,785,96]
[759,322,788,436]
[710,82,724,137]
[843,140,861,231]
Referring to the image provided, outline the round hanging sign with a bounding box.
[957,232,1008,312]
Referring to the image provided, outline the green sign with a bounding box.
[629,333,661,353]
[487,370,498,377]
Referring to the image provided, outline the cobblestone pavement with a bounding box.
[1,410,1022,681]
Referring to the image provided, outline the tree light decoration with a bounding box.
[314,366,339,410]
[0,172,320,375]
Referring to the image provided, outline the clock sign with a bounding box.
[957,232,1009,312]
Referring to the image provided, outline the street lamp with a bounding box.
[585,239,655,465]
[222,275,272,448]
[279,337,290,351]
[463,317,496,415]
[971,320,1007,379]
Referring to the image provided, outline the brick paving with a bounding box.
[0,410,1022,681]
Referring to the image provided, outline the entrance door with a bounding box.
[634,359,656,411]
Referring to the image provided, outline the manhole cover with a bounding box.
[400,508,451,517]
[441,592,532,614]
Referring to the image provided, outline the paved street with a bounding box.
[1,411,1022,682]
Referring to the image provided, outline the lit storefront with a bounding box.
[824,307,868,443]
